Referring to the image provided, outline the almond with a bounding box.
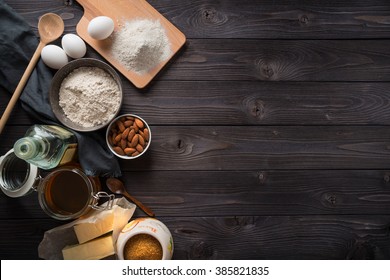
[143,128,150,141]
[136,144,144,153]
[114,133,122,143]
[124,120,133,127]
[132,151,140,157]
[127,129,136,142]
[120,139,127,150]
[130,134,139,148]
[113,146,125,156]
[122,127,130,139]
[117,121,125,132]
[124,147,136,155]
[135,118,144,129]
[138,134,145,146]
[131,124,139,133]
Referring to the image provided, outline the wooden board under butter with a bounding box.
[76,0,186,88]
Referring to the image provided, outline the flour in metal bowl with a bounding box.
[58,66,121,128]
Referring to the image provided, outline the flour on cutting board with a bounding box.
[111,19,172,75]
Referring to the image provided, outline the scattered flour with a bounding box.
[59,67,121,128]
[111,19,172,75]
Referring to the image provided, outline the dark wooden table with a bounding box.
[1,0,390,260]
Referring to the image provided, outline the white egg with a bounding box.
[61,34,87,59]
[87,16,114,40]
[41,45,68,69]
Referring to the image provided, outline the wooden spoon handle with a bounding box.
[123,192,155,217]
[0,41,45,134]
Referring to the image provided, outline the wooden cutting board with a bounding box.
[76,0,186,88]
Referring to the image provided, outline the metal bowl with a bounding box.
[49,58,123,132]
[106,114,152,159]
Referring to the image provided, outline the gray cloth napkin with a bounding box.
[0,0,121,177]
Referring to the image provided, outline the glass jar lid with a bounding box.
[0,149,39,198]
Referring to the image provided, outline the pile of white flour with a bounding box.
[111,19,172,75]
[59,67,121,128]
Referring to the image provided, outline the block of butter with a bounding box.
[74,211,115,244]
[62,235,115,260]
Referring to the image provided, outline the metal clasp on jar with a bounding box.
[90,191,115,211]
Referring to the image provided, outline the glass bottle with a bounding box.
[13,125,78,170]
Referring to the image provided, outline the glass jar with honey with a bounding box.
[0,149,113,220]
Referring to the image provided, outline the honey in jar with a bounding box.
[38,165,102,220]
[44,169,91,216]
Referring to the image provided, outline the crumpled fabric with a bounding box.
[0,0,121,177]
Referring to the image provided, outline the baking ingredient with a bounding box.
[124,234,163,260]
[74,211,115,244]
[111,19,172,74]
[62,235,115,260]
[87,16,114,40]
[59,67,121,128]
[61,34,87,59]
[13,125,77,170]
[41,45,68,69]
[43,169,90,215]
[107,115,150,157]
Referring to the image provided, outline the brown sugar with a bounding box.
[123,234,163,260]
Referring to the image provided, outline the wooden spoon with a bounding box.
[106,177,155,217]
[0,13,64,134]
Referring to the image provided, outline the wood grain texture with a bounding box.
[167,216,390,260]
[3,82,390,126]
[116,125,390,170]
[0,219,64,259]
[148,0,390,39]
[163,39,390,82]
[117,170,390,216]
[5,0,84,34]
[73,38,390,82]
[6,0,390,39]
[0,216,389,259]
[3,0,390,261]
[2,126,390,171]
[118,82,390,125]
[2,170,390,219]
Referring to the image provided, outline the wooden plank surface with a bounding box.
[149,0,390,40]
[162,39,390,82]
[2,126,390,171]
[6,39,390,82]
[2,170,390,219]
[1,216,390,260]
[8,0,390,39]
[2,0,390,260]
[3,82,390,125]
